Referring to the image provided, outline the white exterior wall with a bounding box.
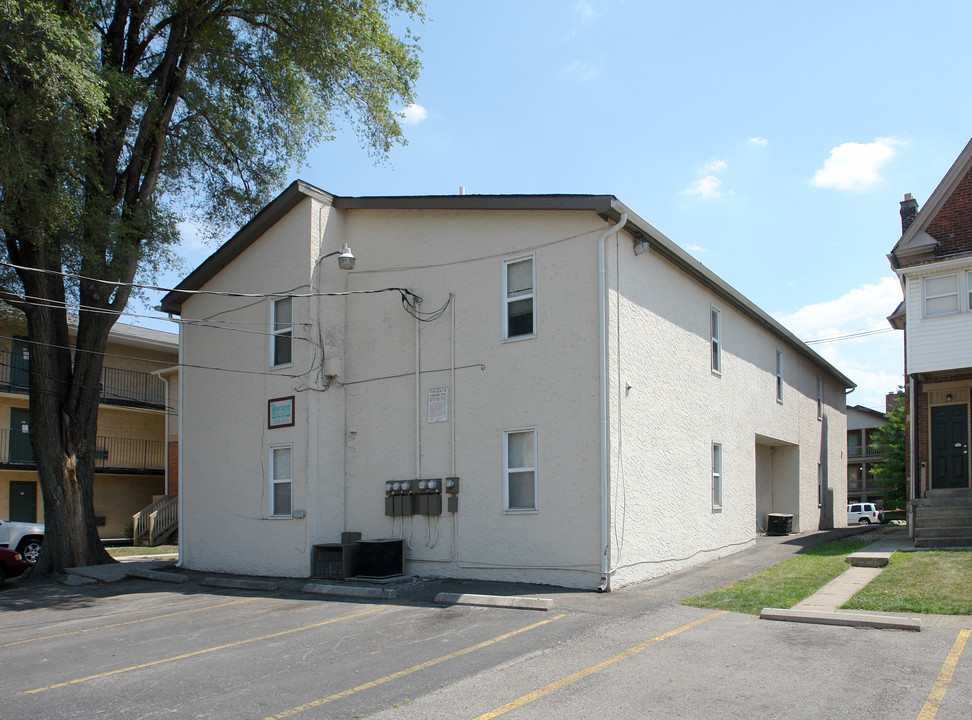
[180,199,320,577]
[336,208,606,587]
[607,233,847,588]
[178,198,849,589]
[902,259,972,374]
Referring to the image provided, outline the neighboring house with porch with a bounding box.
[847,404,888,507]
[0,323,179,542]
[162,182,853,590]
[888,136,972,546]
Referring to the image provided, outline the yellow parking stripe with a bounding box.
[1,597,260,648]
[266,613,567,719]
[23,605,385,694]
[916,628,970,720]
[473,611,727,720]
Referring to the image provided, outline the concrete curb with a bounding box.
[760,607,921,631]
[434,592,553,611]
[126,567,189,584]
[202,577,278,591]
[302,583,396,599]
[846,552,891,568]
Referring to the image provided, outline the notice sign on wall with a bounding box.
[268,396,295,428]
[427,387,449,423]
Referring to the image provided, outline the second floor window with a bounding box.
[272,297,293,367]
[924,274,959,317]
[711,307,722,374]
[776,350,783,403]
[503,256,535,340]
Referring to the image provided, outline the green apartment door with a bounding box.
[8,407,33,464]
[8,481,37,522]
[9,337,29,389]
[931,405,969,489]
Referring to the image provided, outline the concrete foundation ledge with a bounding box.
[201,577,278,591]
[302,583,396,599]
[434,592,553,611]
[126,567,189,583]
[760,607,921,631]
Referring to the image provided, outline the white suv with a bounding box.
[0,517,44,563]
[847,503,883,525]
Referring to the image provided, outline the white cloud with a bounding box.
[703,159,727,173]
[811,137,905,192]
[563,2,598,39]
[773,276,905,411]
[681,175,725,200]
[562,60,602,81]
[748,137,769,147]
[401,103,428,125]
[685,243,708,253]
[773,276,902,340]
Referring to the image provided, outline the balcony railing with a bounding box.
[0,350,165,409]
[0,429,164,473]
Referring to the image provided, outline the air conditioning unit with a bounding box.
[356,539,405,578]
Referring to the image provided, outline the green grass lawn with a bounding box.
[682,538,870,614]
[107,545,178,557]
[841,550,972,615]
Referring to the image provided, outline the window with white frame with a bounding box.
[924,274,959,317]
[776,350,783,403]
[816,376,823,420]
[967,271,972,311]
[270,444,293,517]
[712,443,723,510]
[504,427,537,511]
[710,307,722,374]
[503,255,535,339]
[271,297,293,367]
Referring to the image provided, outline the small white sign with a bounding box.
[428,387,449,423]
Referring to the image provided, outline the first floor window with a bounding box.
[504,428,537,511]
[712,442,723,510]
[503,255,535,339]
[270,445,293,517]
[272,297,293,366]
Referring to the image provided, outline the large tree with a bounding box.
[871,392,907,510]
[0,0,422,572]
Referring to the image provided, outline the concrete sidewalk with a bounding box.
[761,525,972,631]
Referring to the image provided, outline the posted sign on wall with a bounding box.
[428,387,448,423]
[268,396,295,428]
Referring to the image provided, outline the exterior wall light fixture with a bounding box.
[321,243,355,270]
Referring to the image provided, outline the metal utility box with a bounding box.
[311,543,359,579]
[447,494,458,513]
[766,513,793,536]
[356,538,405,578]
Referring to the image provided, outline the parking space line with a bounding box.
[916,628,970,720]
[265,613,568,719]
[472,611,727,720]
[23,605,386,695]
[1,597,261,648]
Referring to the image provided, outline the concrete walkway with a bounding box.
[761,525,972,631]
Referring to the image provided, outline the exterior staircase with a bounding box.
[133,495,178,546]
[913,489,972,548]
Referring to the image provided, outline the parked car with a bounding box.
[847,503,884,525]
[0,548,31,585]
[0,517,45,564]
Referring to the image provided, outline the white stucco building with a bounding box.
[161,183,853,590]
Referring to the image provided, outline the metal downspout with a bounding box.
[599,208,627,591]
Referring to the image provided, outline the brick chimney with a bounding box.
[900,193,918,233]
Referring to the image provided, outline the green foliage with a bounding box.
[871,392,907,509]
[682,539,870,614]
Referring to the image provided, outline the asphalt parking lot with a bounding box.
[1,528,969,720]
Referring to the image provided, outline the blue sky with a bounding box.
[151,1,972,412]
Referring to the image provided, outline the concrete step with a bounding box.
[914,526,972,539]
[914,537,972,548]
[918,489,972,507]
[914,514,972,529]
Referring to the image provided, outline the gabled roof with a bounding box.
[890,137,972,267]
[160,182,855,389]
